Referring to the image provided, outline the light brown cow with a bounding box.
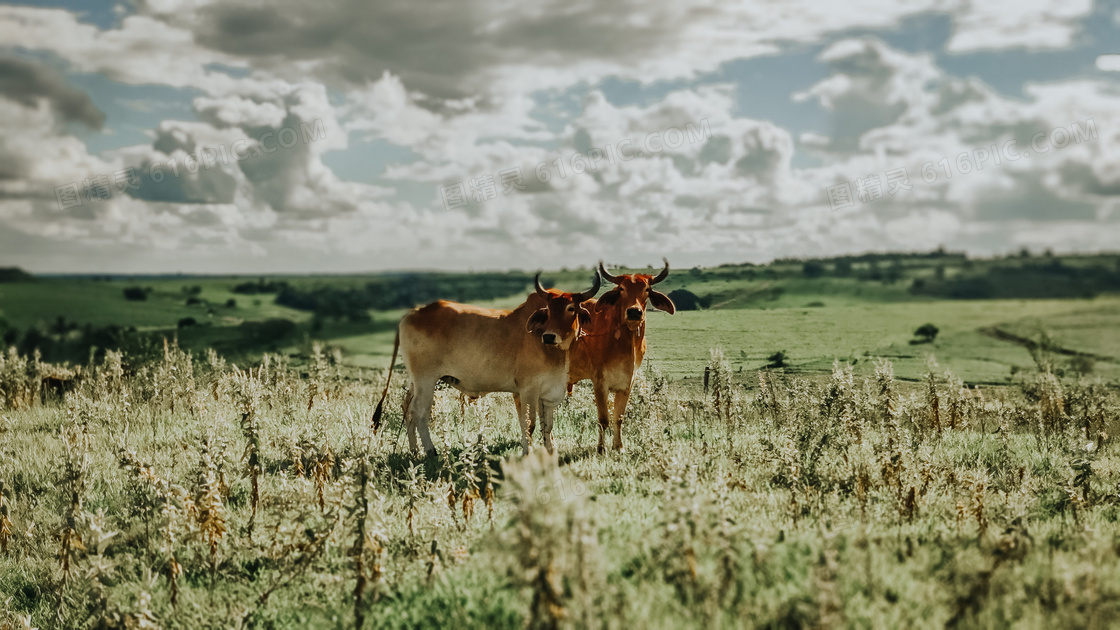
[567,259,675,453]
[372,273,600,456]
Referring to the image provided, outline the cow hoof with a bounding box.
[614,447,626,454]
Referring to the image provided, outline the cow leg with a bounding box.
[594,383,610,455]
[409,379,437,456]
[404,385,418,452]
[540,400,557,455]
[526,397,538,439]
[527,397,541,453]
[402,385,415,447]
[516,392,534,456]
[611,388,631,453]
[513,393,537,446]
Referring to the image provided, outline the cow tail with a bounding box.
[371,328,400,432]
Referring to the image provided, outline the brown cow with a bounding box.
[568,259,675,453]
[372,273,600,456]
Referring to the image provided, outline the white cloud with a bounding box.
[0,6,244,91]
[1098,55,1120,72]
[0,2,1116,271]
[945,0,1093,53]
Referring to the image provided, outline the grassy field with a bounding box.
[4,252,1119,387]
[2,253,1120,627]
[644,296,1120,383]
[2,343,1120,628]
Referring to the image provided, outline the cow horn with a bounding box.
[598,260,621,285]
[534,273,550,298]
[574,270,601,303]
[650,258,670,285]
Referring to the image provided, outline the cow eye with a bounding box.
[566,304,575,312]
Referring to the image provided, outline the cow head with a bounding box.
[596,258,675,330]
[526,272,601,349]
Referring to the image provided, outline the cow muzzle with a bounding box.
[542,332,558,345]
[626,307,643,321]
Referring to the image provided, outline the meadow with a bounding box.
[1,341,1120,628]
[5,250,1116,385]
[1,251,1120,628]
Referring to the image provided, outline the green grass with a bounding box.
[641,296,1120,383]
[2,346,1120,628]
[3,257,1120,385]
[0,277,307,330]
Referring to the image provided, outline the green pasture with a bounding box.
[1,255,1119,386]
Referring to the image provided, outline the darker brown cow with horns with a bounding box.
[567,259,675,453]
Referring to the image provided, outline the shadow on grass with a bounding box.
[559,445,600,466]
[375,436,525,484]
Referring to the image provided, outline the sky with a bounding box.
[0,0,1119,274]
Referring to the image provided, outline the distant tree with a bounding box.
[766,350,787,368]
[240,318,296,343]
[177,317,197,329]
[232,278,290,295]
[934,265,945,280]
[347,308,372,323]
[666,289,707,311]
[182,285,202,296]
[123,287,148,301]
[186,297,202,306]
[19,328,47,355]
[802,261,825,278]
[0,267,33,283]
[224,298,237,308]
[833,259,852,276]
[948,277,995,299]
[883,260,903,284]
[914,323,939,343]
[1069,355,1094,376]
[49,316,71,336]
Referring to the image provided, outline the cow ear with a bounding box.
[577,304,592,326]
[526,308,549,332]
[649,290,676,314]
[598,289,622,306]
